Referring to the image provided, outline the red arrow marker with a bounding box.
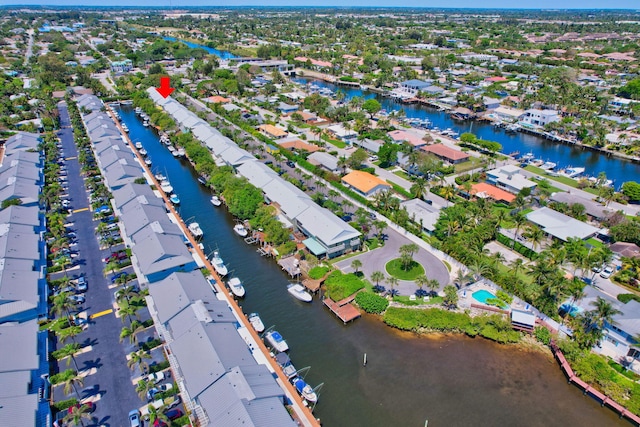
[155,76,175,98]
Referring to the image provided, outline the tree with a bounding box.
[410,177,427,199]
[622,181,640,202]
[399,243,419,270]
[443,285,458,309]
[590,296,622,331]
[348,148,368,169]
[511,212,527,249]
[63,403,93,427]
[415,274,429,292]
[135,379,154,400]
[56,343,82,371]
[120,320,146,345]
[52,291,76,322]
[362,98,382,119]
[63,372,85,400]
[127,350,152,373]
[386,276,399,296]
[57,325,83,344]
[377,142,399,167]
[371,271,385,287]
[351,259,363,275]
[523,225,545,252]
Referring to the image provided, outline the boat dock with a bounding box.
[323,295,361,324]
[550,340,640,425]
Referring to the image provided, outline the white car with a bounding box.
[146,371,165,384]
[600,266,614,279]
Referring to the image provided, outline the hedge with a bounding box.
[52,397,78,412]
[355,292,389,314]
[497,233,537,260]
[618,293,640,304]
[324,271,366,301]
[149,361,170,373]
[50,369,76,385]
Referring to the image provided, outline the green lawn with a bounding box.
[524,165,599,195]
[492,205,516,228]
[393,295,444,306]
[322,134,346,149]
[394,170,411,180]
[385,258,425,280]
[586,237,604,248]
[454,156,484,174]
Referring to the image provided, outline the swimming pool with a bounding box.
[472,289,498,305]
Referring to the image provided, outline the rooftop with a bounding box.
[341,170,391,194]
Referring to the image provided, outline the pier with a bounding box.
[322,294,361,324]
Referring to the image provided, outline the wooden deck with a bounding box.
[323,295,361,324]
[302,278,322,293]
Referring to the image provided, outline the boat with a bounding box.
[210,251,228,276]
[227,277,245,298]
[134,107,142,114]
[275,353,297,379]
[293,377,318,403]
[139,148,148,156]
[143,121,150,127]
[287,283,312,302]
[265,330,289,353]
[210,195,222,206]
[144,158,152,166]
[172,150,180,157]
[233,223,248,237]
[197,176,207,186]
[160,180,173,194]
[121,124,129,133]
[540,161,557,170]
[176,148,186,157]
[167,145,176,153]
[248,313,265,333]
[188,222,203,238]
[559,167,586,179]
[135,142,143,149]
[169,194,180,204]
[154,173,166,181]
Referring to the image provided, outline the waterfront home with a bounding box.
[278,139,321,153]
[102,161,144,190]
[258,124,288,139]
[493,106,525,123]
[308,151,340,173]
[75,93,103,112]
[388,129,427,148]
[277,102,298,114]
[146,271,297,427]
[2,131,41,154]
[520,109,560,128]
[421,143,470,164]
[469,182,516,204]
[526,207,600,242]
[399,199,442,234]
[549,192,612,222]
[609,97,636,112]
[131,233,197,283]
[341,170,392,197]
[486,165,537,194]
[399,79,433,96]
[326,124,358,143]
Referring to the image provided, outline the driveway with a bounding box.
[334,227,449,295]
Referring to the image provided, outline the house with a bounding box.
[511,309,536,333]
[486,165,537,194]
[341,171,391,197]
[400,199,442,234]
[131,233,197,283]
[469,182,516,203]
[258,124,288,140]
[352,138,383,154]
[421,144,469,164]
[493,106,525,122]
[205,95,230,104]
[521,109,560,128]
[110,59,133,73]
[399,79,433,96]
[526,207,599,241]
[308,151,340,173]
[278,139,321,153]
[296,111,318,124]
[277,102,298,114]
[609,97,635,112]
[609,242,640,259]
[326,124,357,143]
[549,192,612,221]
[388,130,427,148]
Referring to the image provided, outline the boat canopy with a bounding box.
[303,237,327,256]
[276,352,291,366]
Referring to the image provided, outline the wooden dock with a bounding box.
[551,341,640,425]
[323,295,361,324]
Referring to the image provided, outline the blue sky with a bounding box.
[1,1,638,9]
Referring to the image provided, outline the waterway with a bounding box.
[293,77,640,188]
[163,36,239,59]
[117,105,629,426]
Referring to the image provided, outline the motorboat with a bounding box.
[293,377,318,403]
[144,158,152,166]
[540,161,557,170]
[160,180,173,194]
[167,145,176,153]
[210,195,222,206]
[287,284,312,302]
[169,194,180,204]
[248,312,265,333]
[197,176,207,186]
[134,107,142,115]
[172,150,180,157]
[121,124,129,133]
[559,167,585,179]
[135,142,143,149]
[176,148,186,157]
[275,353,297,379]
[143,120,150,127]
[154,173,166,181]
[139,148,147,156]
[227,277,245,298]
[188,222,203,238]
[233,223,248,237]
[210,251,228,276]
[265,330,289,353]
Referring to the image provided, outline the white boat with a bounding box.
[248,313,265,333]
[265,330,289,353]
[540,161,557,170]
[143,121,150,127]
[210,251,228,276]
[160,180,173,194]
[210,195,222,206]
[227,277,245,298]
[139,148,147,156]
[176,148,186,157]
[154,173,166,181]
[169,194,180,204]
[121,124,129,133]
[172,150,180,157]
[167,145,176,153]
[188,222,203,238]
[293,377,318,403]
[144,158,152,166]
[275,353,297,379]
[134,107,142,114]
[287,284,312,302]
[233,223,248,237]
[135,142,143,149]
[559,167,585,179]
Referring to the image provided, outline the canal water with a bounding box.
[118,105,629,426]
[293,77,640,187]
[163,36,239,59]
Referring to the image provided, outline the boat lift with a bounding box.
[291,366,323,412]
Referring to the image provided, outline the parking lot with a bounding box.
[50,102,155,426]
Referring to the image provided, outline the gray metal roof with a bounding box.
[0,227,40,261]
[2,151,41,168]
[308,151,339,171]
[296,204,361,247]
[103,162,143,189]
[121,203,174,238]
[400,199,441,232]
[526,207,600,241]
[218,146,255,166]
[262,180,311,220]
[88,124,121,141]
[131,233,193,276]
[112,183,161,210]
[549,192,612,221]
[236,162,278,190]
[0,392,38,427]
[612,300,640,337]
[0,321,38,372]
[97,148,137,170]
[0,205,40,228]
[0,161,42,183]
[93,137,128,156]
[3,132,40,153]
[75,93,103,111]
[148,271,235,325]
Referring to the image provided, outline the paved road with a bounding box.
[53,102,144,427]
[25,28,34,63]
[334,227,450,295]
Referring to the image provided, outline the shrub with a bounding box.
[50,369,76,385]
[355,292,389,314]
[324,271,366,301]
[149,361,170,373]
[52,397,78,412]
[140,338,163,351]
[534,326,552,345]
[308,266,330,280]
[618,293,640,304]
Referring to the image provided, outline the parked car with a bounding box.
[166,408,184,421]
[146,371,165,384]
[128,409,141,427]
[76,276,87,292]
[69,295,85,304]
[286,160,296,168]
[146,383,173,401]
[103,251,127,263]
[54,286,76,296]
[95,205,111,215]
[600,266,615,279]
[111,272,128,283]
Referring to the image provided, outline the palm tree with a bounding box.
[135,379,154,400]
[414,275,429,293]
[410,177,427,199]
[523,225,545,252]
[56,342,82,371]
[589,297,622,331]
[370,271,384,287]
[63,372,85,400]
[342,200,354,214]
[52,292,76,321]
[148,405,170,427]
[351,259,363,275]
[509,258,525,277]
[118,305,139,324]
[63,403,93,427]
[57,325,83,344]
[386,276,399,296]
[443,285,458,309]
[120,320,146,345]
[427,279,440,294]
[127,349,152,373]
[115,285,140,304]
[511,212,527,249]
